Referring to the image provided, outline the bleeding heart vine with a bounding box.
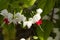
[0,8,43,29]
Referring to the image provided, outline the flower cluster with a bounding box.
[0,8,43,28]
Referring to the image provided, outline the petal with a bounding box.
[47,37,53,40]
[15,12,21,18]
[29,18,33,21]
[54,8,59,14]
[53,28,59,33]
[3,18,9,24]
[53,14,59,19]
[33,14,41,23]
[23,21,28,27]
[23,21,33,29]
[15,12,26,22]
[36,19,42,25]
[21,15,26,22]
[43,15,49,20]
[7,13,13,19]
[1,9,8,14]
[12,19,18,24]
[0,9,8,16]
[27,21,33,28]
[20,38,25,40]
[36,8,43,14]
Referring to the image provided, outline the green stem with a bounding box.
[20,9,23,14]
[39,25,44,32]
[1,22,5,27]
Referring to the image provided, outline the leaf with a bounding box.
[10,1,20,9]
[36,20,54,40]
[8,23,16,40]
[2,23,16,40]
[36,0,47,9]
[10,0,36,9]
[41,0,55,17]
[2,24,10,40]
[0,0,9,10]
[55,0,60,8]
[0,15,3,25]
[23,0,36,8]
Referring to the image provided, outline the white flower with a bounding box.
[23,18,33,28]
[33,36,38,39]
[32,8,42,24]
[36,8,43,14]
[20,15,26,22]
[53,28,59,34]
[53,14,59,19]
[7,13,13,24]
[43,15,50,20]
[0,9,8,17]
[0,9,13,24]
[53,28,60,40]
[47,37,53,40]
[13,12,26,24]
[54,8,59,14]
[20,38,25,40]
[32,13,41,24]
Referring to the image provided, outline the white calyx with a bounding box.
[32,8,42,23]
[0,9,8,17]
[23,18,33,28]
[36,8,43,14]
[0,9,13,24]
[32,13,41,24]
[13,12,26,24]
[20,38,25,40]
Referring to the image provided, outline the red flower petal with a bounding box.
[36,19,42,26]
[3,18,9,24]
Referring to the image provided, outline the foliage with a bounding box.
[0,0,57,40]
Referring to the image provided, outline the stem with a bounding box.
[50,8,54,21]
[39,26,44,32]
[20,9,23,14]
[1,22,5,27]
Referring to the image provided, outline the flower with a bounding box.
[36,8,43,14]
[49,8,59,23]
[0,9,13,24]
[3,18,9,24]
[13,12,26,24]
[43,15,50,20]
[36,19,42,25]
[0,9,8,17]
[47,37,53,40]
[32,13,41,24]
[20,38,25,40]
[23,18,33,28]
[33,36,38,39]
[54,8,59,14]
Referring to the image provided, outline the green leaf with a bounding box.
[36,0,47,9]
[41,0,55,17]
[11,0,36,9]
[0,0,9,10]
[23,0,36,8]
[8,23,16,40]
[2,23,16,40]
[2,24,10,40]
[36,20,54,40]
[10,1,19,9]
[35,0,55,17]
[0,15,3,25]
[55,0,60,8]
